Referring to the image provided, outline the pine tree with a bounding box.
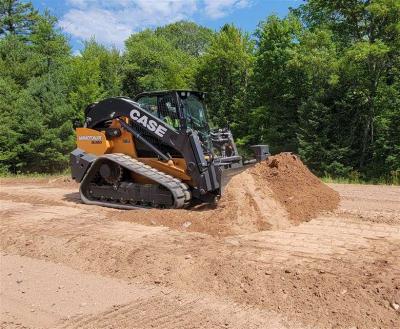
[0,0,38,36]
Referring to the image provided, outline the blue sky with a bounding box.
[32,0,300,52]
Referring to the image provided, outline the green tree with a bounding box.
[0,1,73,173]
[122,29,196,96]
[247,15,303,153]
[0,34,36,86]
[68,39,122,120]
[372,83,400,182]
[0,0,38,36]
[30,12,70,73]
[0,77,20,173]
[155,20,214,57]
[293,0,400,178]
[293,29,346,176]
[9,71,74,173]
[195,24,254,140]
[246,1,399,181]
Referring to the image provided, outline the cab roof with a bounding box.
[134,90,205,100]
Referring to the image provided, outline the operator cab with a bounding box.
[133,90,211,158]
[134,90,210,135]
[134,90,243,164]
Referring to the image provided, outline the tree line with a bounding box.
[0,0,399,183]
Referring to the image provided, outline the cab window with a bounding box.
[158,94,180,129]
[137,96,158,116]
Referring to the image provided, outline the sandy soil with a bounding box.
[0,179,399,329]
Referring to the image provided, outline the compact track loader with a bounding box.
[71,90,269,209]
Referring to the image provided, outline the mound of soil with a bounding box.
[210,169,291,232]
[116,152,339,236]
[251,152,340,223]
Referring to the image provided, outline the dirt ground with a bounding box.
[0,178,399,328]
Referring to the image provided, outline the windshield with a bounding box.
[181,94,209,133]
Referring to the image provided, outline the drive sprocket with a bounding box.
[99,160,123,185]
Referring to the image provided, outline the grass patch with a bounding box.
[0,169,70,179]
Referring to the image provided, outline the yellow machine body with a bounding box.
[76,122,192,184]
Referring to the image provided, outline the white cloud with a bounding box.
[204,0,251,19]
[60,8,133,47]
[59,0,253,48]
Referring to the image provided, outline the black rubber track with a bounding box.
[79,153,191,209]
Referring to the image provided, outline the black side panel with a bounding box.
[70,148,96,183]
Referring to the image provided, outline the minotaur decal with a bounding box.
[130,109,168,138]
[78,135,102,142]
[78,135,103,144]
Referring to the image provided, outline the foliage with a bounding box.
[0,0,398,183]
[0,0,38,36]
[195,24,254,140]
[122,29,196,97]
[291,0,400,179]
[68,39,122,121]
[245,0,400,180]
[246,15,303,153]
[155,20,214,57]
[0,5,73,173]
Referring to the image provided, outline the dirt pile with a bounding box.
[116,152,339,236]
[250,152,340,223]
[210,169,291,233]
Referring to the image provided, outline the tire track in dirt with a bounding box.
[2,198,398,273]
[227,217,400,263]
[1,181,400,328]
[1,254,294,329]
[56,296,295,329]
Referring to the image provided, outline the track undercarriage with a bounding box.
[79,154,191,209]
